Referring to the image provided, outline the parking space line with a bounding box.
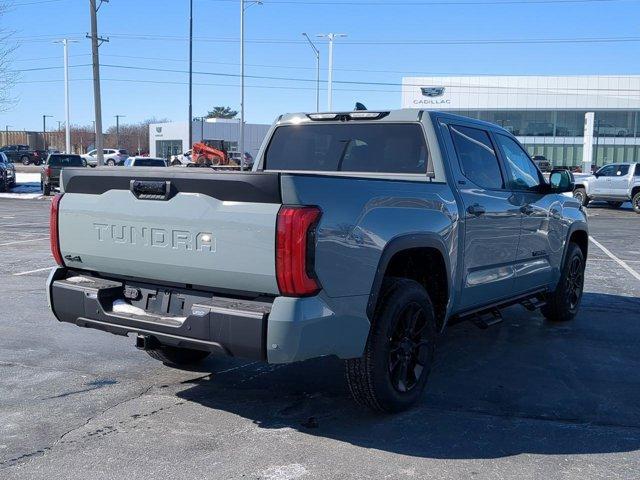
[13,266,54,276]
[0,237,49,247]
[589,236,640,282]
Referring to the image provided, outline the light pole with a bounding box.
[188,0,193,151]
[316,33,347,111]
[240,0,262,171]
[302,33,320,113]
[54,38,77,154]
[42,115,53,151]
[114,114,125,147]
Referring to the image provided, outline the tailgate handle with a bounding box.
[130,180,172,200]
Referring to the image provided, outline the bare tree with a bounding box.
[104,117,170,154]
[0,3,17,112]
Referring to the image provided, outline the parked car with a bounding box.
[532,155,552,172]
[596,123,629,137]
[123,156,167,167]
[573,162,640,213]
[0,144,46,165]
[41,153,86,196]
[0,151,16,191]
[47,109,587,413]
[170,150,192,166]
[82,148,129,167]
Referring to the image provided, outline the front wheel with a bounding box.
[171,159,181,166]
[106,159,115,166]
[632,192,640,214]
[21,156,30,165]
[43,183,51,196]
[345,278,437,413]
[146,346,210,368]
[541,243,585,322]
[573,187,589,207]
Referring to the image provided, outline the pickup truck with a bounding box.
[573,162,640,213]
[0,144,46,165]
[46,110,588,412]
[41,153,86,196]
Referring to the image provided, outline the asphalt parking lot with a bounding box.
[1,198,639,480]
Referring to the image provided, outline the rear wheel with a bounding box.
[171,159,181,166]
[43,183,51,196]
[146,346,210,367]
[633,192,640,214]
[21,156,30,165]
[106,159,115,166]
[607,201,623,209]
[345,278,437,413]
[542,243,585,322]
[573,188,589,207]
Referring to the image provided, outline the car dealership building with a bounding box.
[149,118,270,162]
[402,75,640,168]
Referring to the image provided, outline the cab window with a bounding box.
[495,134,541,191]
[449,125,503,190]
[596,165,617,177]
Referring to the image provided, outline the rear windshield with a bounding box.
[133,158,165,167]
[47,155,84,167]
[264,123,428,174]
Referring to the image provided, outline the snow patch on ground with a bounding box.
[0,172,44,199]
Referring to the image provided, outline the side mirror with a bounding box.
[549,168,574,193]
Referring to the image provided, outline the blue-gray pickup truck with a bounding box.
[47,109,588,412]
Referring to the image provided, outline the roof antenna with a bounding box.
[354,102,367,111]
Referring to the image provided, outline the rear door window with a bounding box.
[47,155,84,167]
[264,123,428,174]
[617,164,630,176]
[449,125,504,190]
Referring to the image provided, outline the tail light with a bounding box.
[276,206,321,296]
[34,151,39,157]
[50,194,64,266]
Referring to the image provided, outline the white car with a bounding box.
[123,156,167,167]
[169,150,192,166]
[82,148,129,167]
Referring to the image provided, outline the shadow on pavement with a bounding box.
[178,292,640,459]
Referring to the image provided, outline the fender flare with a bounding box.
[366,233,452,320]
[562,222,589,268]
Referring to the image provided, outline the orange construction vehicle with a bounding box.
[190,141,238,167]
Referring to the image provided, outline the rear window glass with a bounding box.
[118,149,128,155]
[134,158,166,167]
[264,123,428,174]
[47,155,84,167]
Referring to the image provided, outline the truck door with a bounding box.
[443,123,522,310]
[493,133,557,294]
[591,164,617,197]
[609,164,631,199]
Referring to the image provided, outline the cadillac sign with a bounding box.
[413,86,451,106]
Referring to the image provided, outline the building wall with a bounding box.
[149,119,270,160]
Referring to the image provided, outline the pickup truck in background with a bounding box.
[47,109,588,412]
[0,144,47,165]
[41,153,86,196]
[573,162,640,213]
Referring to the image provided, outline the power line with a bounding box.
[206,0,636,5]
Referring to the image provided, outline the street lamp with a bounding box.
[316,33,347,111]
[302,33,320,113]
[240,0,262,171]
[54,38,77,153]
[42,115,53,151]
[114,114,126,147]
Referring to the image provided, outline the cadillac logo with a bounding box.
[421,87,445,97]
[155,126,162,133]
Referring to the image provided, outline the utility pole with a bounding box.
[239,0,262,171]
[42,115,53,151]
[302,33,320,113]
[88,0,109,165]
[188,0,193,151]
[317,33,347,111]
[114,114,125,147]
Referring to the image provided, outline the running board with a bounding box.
[470,309,503,329]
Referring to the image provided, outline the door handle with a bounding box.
[520,204,535,215]
[467,204,486,216]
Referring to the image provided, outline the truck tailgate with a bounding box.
[58,168,282,294]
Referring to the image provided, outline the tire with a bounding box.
[573,187,589,207]
[21,156,30,165]
[542,243,585,322]
[345,278,437,413]
[146,346,210,367]
[43,183,51,196]
[106,159,115,166]
[633,192,640,214]
[171,159,181,166]
[607,201,623,209]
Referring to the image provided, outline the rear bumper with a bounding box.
[46,267,370,364]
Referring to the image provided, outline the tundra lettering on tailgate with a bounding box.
[93,223,216,252]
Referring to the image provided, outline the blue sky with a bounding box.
[2,0,639,131]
